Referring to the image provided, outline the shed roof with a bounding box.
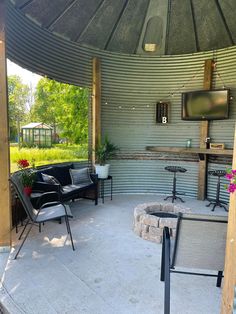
[21,123,53,129]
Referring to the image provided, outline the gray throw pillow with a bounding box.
[42,173,60,185]
[69,168,92,185]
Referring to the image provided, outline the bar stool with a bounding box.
[164,166,187,203]
[206,170,228,212]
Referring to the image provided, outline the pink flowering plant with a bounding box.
[225,169,236,193]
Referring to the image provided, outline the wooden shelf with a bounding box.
[146,146,233,156]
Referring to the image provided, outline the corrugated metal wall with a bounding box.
[7,3,236,201]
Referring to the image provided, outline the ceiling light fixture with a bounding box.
[143,16,163,52]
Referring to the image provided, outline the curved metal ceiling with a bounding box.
[9,0,236,55]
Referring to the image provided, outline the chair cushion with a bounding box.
[53,164,73,186]
[42,173,61,185]
[69,168,93,185]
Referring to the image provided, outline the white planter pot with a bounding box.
[95,164,110,179]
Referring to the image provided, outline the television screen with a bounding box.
[181,89,229,120]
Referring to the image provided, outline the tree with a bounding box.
[8,75,30,141]
[31,78,89,144]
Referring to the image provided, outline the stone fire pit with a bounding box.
[133,202,190,244]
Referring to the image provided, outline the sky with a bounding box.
[7,59,42,89]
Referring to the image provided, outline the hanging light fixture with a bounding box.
[143,16,163,52]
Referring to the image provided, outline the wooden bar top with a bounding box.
[146,146,233,156]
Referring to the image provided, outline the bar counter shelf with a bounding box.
[146,146,233,156]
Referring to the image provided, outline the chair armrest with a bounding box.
[40,201,61,209]
[35,191,60,208]
[90,173,98,184]
[33,181,61,193]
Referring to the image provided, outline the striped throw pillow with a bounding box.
[69,168,92,185]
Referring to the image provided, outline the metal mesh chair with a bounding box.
[160,213,228,314]
[10,173,75,259]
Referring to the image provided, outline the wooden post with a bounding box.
[92,57,101,164]
[0,0,12,251]
[221,124,236,313]
[197,59,213,200]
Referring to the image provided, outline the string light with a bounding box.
[164,64,205,99]
[105,52,231,111]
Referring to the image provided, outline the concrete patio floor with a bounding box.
[0,194,227,314]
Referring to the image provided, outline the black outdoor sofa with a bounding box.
[32,163,98,205]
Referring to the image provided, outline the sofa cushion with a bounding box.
[62,183,92,194]
[35,167,55,181]
[69,168,93,185]
[54,164,73,186]
[42,173,61,186]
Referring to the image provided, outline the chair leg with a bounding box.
[164,227,171,314]
[18,219,30,240]
[160,232,165,282]
[216,271,223,287]
[65,215,75,251]
[164,269,171,314]
[14,222,34,259]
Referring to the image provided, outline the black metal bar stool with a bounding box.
[164,166,187,203]
[206,170,228,212]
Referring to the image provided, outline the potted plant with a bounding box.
[94,137,119,179]
[17,159,36,196]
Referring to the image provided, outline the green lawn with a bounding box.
[10,144,88,172]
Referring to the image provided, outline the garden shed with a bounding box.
[21,122,52,148]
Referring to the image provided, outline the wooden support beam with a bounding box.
[221,124,236,313]
[0,0,11,251]
[92,57,101,164]
[197,59,213,200]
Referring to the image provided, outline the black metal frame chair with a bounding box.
[160,213,228,314]
[10,174,75,259]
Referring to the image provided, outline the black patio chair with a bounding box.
[10,173,75,259]
[160,213,228,314]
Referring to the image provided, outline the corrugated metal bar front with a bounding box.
[108,160,198,198]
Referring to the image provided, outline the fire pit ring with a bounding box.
[133,202,190,244]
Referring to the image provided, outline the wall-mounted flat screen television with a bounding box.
[181,89,229,120]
